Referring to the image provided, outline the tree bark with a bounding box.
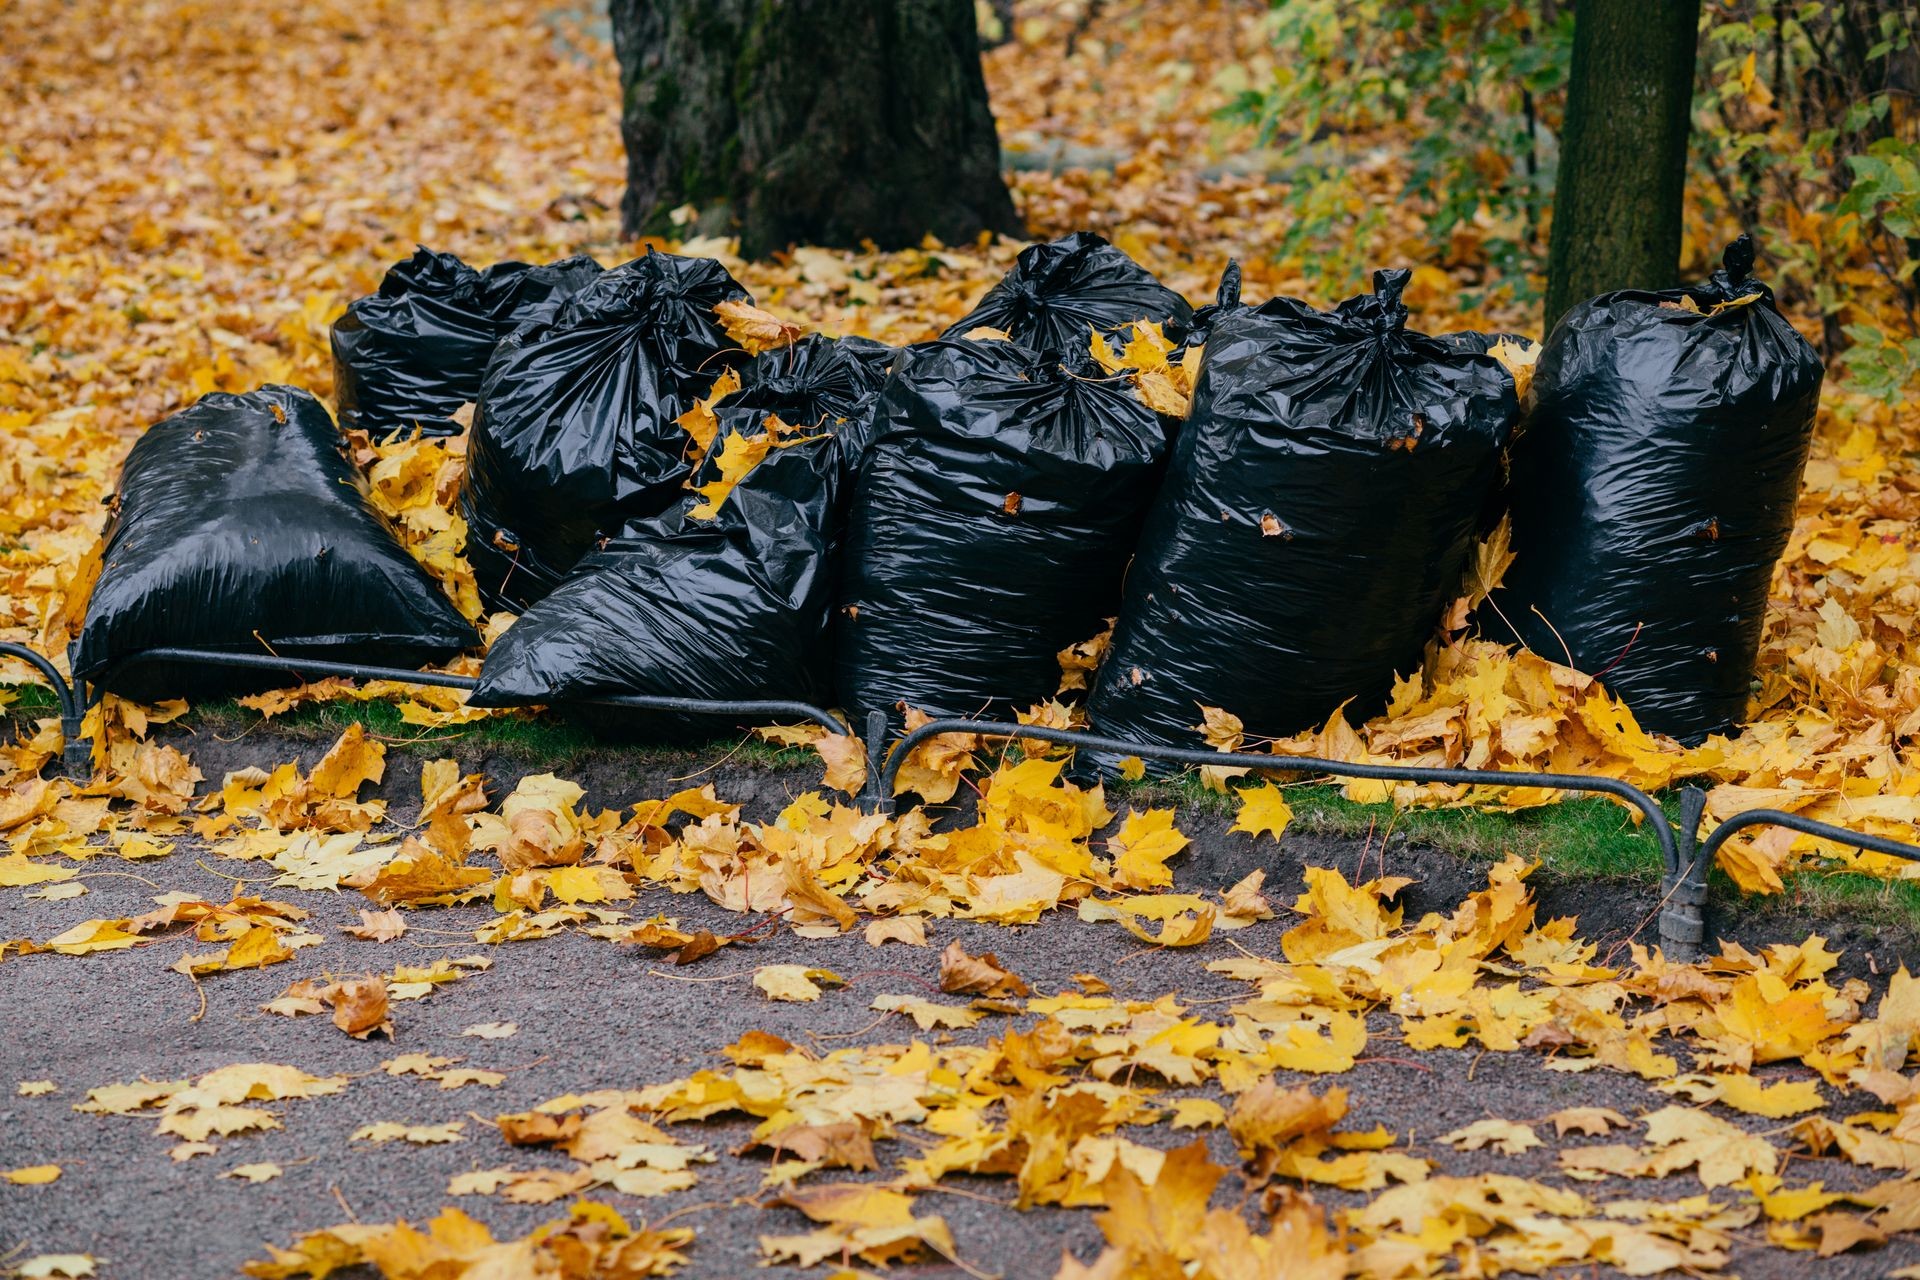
[1544,0,1702,330]
[611,0,1024,260]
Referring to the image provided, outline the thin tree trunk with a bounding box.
[611,0,1023,260]
[1544,0,1702,330]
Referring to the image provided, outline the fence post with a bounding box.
[858,709,894,816]
[1659,785,1710,960]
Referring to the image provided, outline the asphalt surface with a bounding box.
[3,727,1917,1279]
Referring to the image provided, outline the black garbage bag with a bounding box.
[330,247,603,437]
[461,251,751,612]
[469,433,846,733]
[835,338,1171,731]
[943,232,1194,351]
[71,386,480,702]
[710,333,896,463]
[1087,270,1520,759]
[1487,236,1823,744]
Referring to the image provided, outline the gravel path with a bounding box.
[2,730,1915,1279]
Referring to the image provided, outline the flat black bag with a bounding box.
[71,386,479,701]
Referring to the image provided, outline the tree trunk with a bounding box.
[611,0,1023,260]
[1543,0,1701,330]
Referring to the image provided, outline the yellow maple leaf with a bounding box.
[3,1164,61,1185]
[1230,782,1293,841]
[753,964,845,1003]
[688,428,774,520]
[1107,807,1191,889]
[715,298,807,354]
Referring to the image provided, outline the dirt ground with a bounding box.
[2,721,1916,1279]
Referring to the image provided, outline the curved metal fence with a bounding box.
[4,640,1914,958]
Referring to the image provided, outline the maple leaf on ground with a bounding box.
[1659,1071,1826,1118]
[891,709,979,803]
[1079,894,1216,947]
[461,1022,517,1040]
[1229,1081,1348,1174]
[328,975,393,1039]
[1438,1118,1543,1156]
[342,908,407,942]
[762,1183,956,1269]
[753,964,844,1003]
[1230,782,1293,841]
[872,993,983,1031]
[938,940,1031,998]
[1548,1107,1634,1138]
[1219,869,1275,926]
[750,1120,879,1173]
[864,917,927,947]
[346,838,493,906]
[1106,807,1190,890]
[223,1162,283,1184]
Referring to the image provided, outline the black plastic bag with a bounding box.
[1487,236,1823,743]
[712,333,896,463]
[71,386,479,702]
[331,247,603,437]
[835,338,1170,730]
[469,434,846,731]
[461,251,751,612]
[1087,270,1519,758]
[943,232,1194,350]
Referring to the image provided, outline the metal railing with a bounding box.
[5,639,1916,959]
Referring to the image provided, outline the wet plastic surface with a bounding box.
[943,231,1193,350]
[1088,270,1519,760]
[460,251,750,612]
[71,386,479,701]
[330,247,603,437]
[1488,237,1824,743]
[835,338,1170,730]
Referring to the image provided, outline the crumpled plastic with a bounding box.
[460,250,750,611]
[1089,269,1519,759]
[836,338,1170,731]
[331,246,603,437]
[1488,235,1824,744]
[943,231,1193,350]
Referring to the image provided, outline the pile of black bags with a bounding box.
[72,386,478,701]
[469,335,895,727]
[1087,269,1520,757]
[81,232,1825,759]
[1487,236,1822,743]
[331,247,603,437]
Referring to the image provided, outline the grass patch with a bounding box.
[2,682,61,715]
[1111,771,1667,881]
[177,697,821,770]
